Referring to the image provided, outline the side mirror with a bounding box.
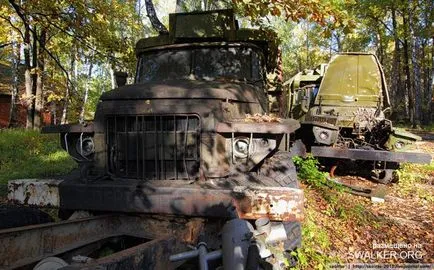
[114,71,128,87]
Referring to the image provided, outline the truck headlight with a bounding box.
[234,138,250,158]
[319,131,329,140]
[395,141,404,149]
[313,126,338,145]
[76,137,95,157]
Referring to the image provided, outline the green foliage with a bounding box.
[233,0,354,30]
[1,0,152,124]
[0,129,76,186]
[293,155,329,188]
[292,211,339,269]
[293,156,377,225]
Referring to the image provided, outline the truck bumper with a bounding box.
[311,146,432,164]
[8,177,304,222]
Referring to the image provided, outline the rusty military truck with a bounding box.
[4,10,304,269]
[282,53,431,184]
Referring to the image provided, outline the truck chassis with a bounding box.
[2,179,303,269]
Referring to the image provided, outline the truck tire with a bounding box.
[372,169,396,184]
[260,151,299,188]
[0,205,53,229]
[282,221,302,251]
[260,152,302,267]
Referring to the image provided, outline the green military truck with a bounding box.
[282,53,431,183]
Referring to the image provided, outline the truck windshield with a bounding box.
[136,45,264,83]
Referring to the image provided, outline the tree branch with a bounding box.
[0,43,12,48]
[8,0,75,89]
[145,0,169,35]
[32,12,125,67]
[8,0,27,24]
[0,14,24,40]
[366,13,404,46]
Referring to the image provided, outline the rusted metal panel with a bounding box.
[42,123,94,134]
[233,186,304,221]
[58,180,304,222]
[311,146,432,164]
[0,215,194,269]
[7,179,62,207]
[216,119,300,134]
[8,178,303,222]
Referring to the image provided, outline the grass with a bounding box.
[292,156,385,269]
[293,151,434,268]
[294,209,338,269]
[292,156,340,269]
[396,160,434,202]
[0,129,76,190]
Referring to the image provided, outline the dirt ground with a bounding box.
[304,133,434,266]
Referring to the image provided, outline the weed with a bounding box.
[292,210,339,269]
[293,155,346,192]
[293,155,328,188]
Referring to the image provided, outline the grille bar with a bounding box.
[107,114,200,180]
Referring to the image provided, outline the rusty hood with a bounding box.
[100,80,265,104]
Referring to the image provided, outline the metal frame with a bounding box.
[0,215,198,269]
[311,146,432,164]
[58,180,304,222]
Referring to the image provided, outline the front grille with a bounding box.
[106,114,200,180]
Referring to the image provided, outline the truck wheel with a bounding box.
[260,151,299,188]
[34,257,68,270]
[260,152,302,267]
[372,169,396,184]
[0,205,53,229]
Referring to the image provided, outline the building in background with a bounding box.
[0,62,51,128]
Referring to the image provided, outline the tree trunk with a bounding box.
[30,27,38,128]
[403,10,415,126]
[409,2,422,127]
[145,0,169,35]
[305,22,310,67]
[427,34,434,124]
[391,7,402,112]
[176,0,184,12]
[376,30,384,65]
[8,41,20,128]
[336,33,342,52]
[110,65,116,90]
[61,83,70,125]
[34,29,46,129]
[62,47,76,124]
[79,54,94,122]
[24,24,33,129]
[424,1,433,124]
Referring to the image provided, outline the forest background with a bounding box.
[0,0,432,128]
